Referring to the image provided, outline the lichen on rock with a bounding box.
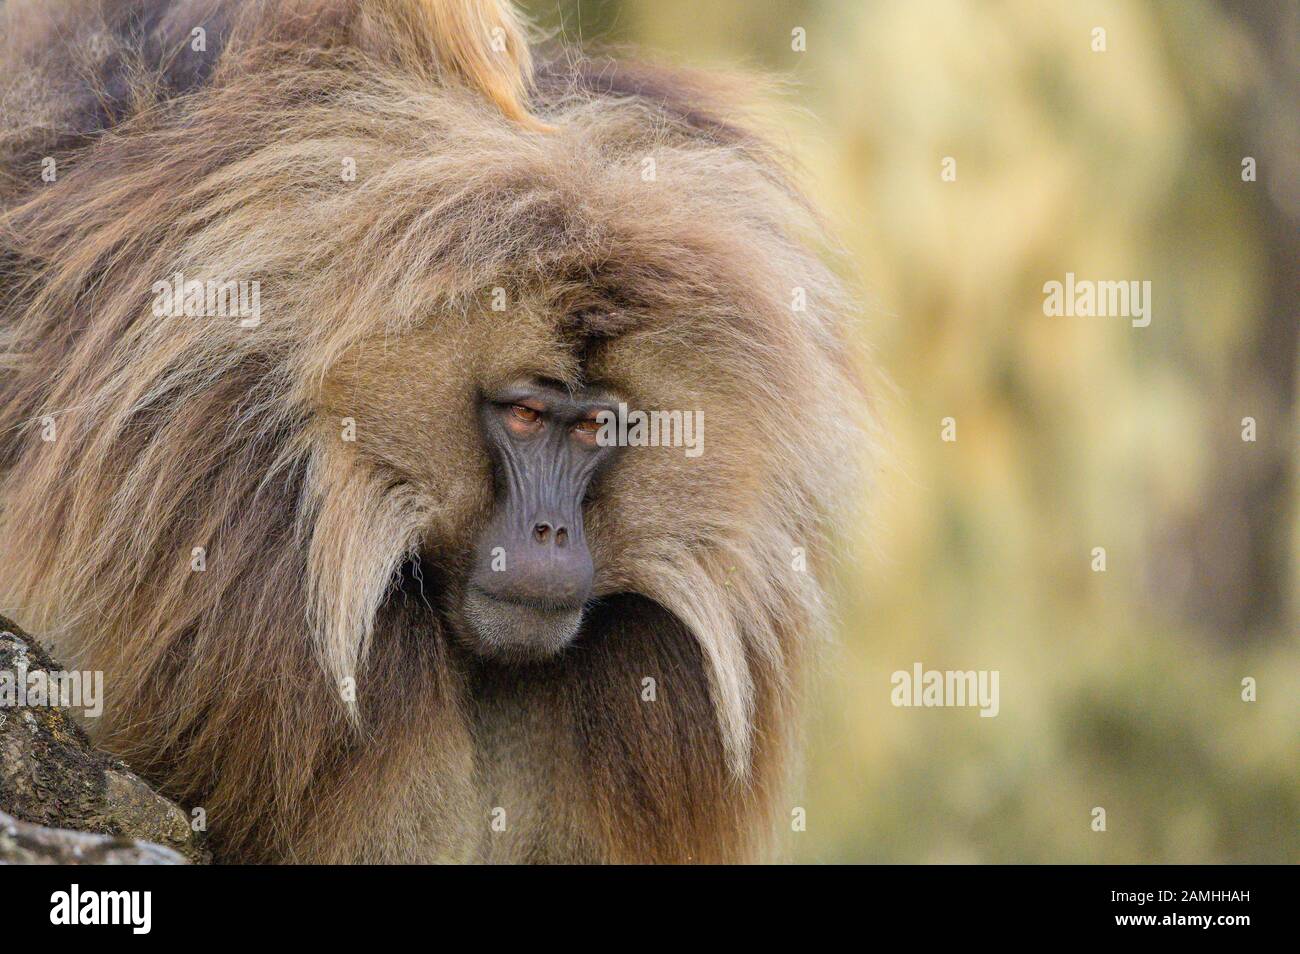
[0,615,208,864]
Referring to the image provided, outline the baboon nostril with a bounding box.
[555,527,568,546]
[533,523,550,543]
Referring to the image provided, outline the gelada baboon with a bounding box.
[0,0,868,862]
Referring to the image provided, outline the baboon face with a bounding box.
[321,299,694,664]
[320,261,798,666]
[463,377,622,658]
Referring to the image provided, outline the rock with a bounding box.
[0,615,208,864]
[0,808,187,864]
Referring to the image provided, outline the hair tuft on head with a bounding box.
[352,0,552,131]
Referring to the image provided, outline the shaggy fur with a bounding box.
[0,0,867,862]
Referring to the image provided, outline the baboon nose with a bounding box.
[532,522,570,546]
[471,514,593,611]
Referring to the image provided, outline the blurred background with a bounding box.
[520,0,1298,862]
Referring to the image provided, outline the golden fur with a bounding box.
[0,0,868,862]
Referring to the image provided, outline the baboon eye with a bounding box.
[574,417,600,433]
[510,404,541,424]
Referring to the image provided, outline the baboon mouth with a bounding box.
[458,585,586,661]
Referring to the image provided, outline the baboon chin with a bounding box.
[0,0,870,863]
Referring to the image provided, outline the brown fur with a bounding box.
[0,0,868,862]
